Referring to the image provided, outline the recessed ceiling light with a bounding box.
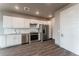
[35,11,39,15]
[14,6,19,10]
[24,7,30,11]
[48,14,52,17]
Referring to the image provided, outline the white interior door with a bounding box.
[60,4,79,55]
[60,13,74,50]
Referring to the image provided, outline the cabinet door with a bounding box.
[17,35,21,44]
[3,16,13,28]
[6,35,15,47]
[12,17,25,28]
[0,35,7,48]
[6,35,21,47]
[24,19,30,28]
[13,35,21,45]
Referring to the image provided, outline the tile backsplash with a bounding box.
[4,28,38,34]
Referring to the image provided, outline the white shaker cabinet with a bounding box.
[6,35,15,47]
[12,17,25,28]
[13,17,30,28]
[3,16,30,28]
[6,35,21,47]
[0,35,7,48]
[0,35,21,48]
[24,19,30,28]
[3,16,13,28]
[13,35,21,45]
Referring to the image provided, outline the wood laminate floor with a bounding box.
[0,40,77,56]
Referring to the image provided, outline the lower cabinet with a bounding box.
[0,35,21,48]
[6,35,21,47]
[0,35,7,48]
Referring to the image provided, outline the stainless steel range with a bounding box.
[30,32,38,41]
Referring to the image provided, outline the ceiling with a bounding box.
[0,3,69,19]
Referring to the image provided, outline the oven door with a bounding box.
[30,33,38,41]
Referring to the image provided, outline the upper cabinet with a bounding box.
[30,23,39,28]
[30,19,40,28]
[12,17,25,28]
[3,16,30,28]
[24,19,30,28]
[3,16,49,29]
[3,16,13,28]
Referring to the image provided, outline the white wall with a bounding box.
[53,4,79,55]
[49,18,55,39]
[48,21,52,38]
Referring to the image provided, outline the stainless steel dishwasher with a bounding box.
[22,33,29,44]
